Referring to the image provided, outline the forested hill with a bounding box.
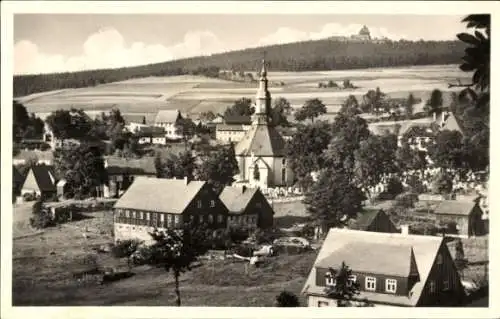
[14,39,466,97]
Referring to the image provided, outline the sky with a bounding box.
[13,14,467,75]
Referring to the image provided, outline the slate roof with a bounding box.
[105,156,156,175]
[315,241,413,277]
[114,177,206,214]
[302,228,444,307]
[433,200,479,216]
[216,124,247,132]
[348,209,383,230]
[155,110,181,124]
[122,114,146,125]
[25,165,57,192]
[219,186,260,214]
[224,114,252,125]
[235,124,286,157]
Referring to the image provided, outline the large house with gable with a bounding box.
[302,228,465,307]
[234,61,294,188]
[113,177,229,243]
[154,110,184,140]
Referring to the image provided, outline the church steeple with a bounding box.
[253,59,272,125]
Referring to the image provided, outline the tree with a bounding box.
[112,239,143,270]
[13,101,45,142]
[353,134,398,192]
[197,144,239,193]
[199,111,216,122]
[45,108,92,141]
[343,79,355,89]
[285,121,333,188]
[340,95,360,115]
[361,87,385,114]
[270,97,292,126]
[156,151,195,181]
[53,142,108,199]
[324,262,361,307]
[294,98,327,123]
[304,168,365,233]
[424,89,444,116]
[428,130,465,169]
[224,97,255,118]
[275,291,300,307]
[405,93,417,118]
[131,225,210,306]
[29,199,54,229]
[431,170,453,195]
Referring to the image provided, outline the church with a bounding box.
[234,61,294,189]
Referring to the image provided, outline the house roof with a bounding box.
[26,165,57,192]
[235,124,286,157]
[442,112,464,135]
[122,114,146,125]
[105,156,156,175]
[216,124,246,132]
[13,165,25,185]
[433,200,479,216]
[315,241,413,277]
[348,209,384,230]
[114,177,206,214]
[155,110,181,124]
[302,228,444,307]
[224,114,252,125]
[219,186,260,214]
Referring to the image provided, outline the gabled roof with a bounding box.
[302,228,444,307]
[219,186,260,214]
[114,177,206,214]
[105,156,156,175]
[348,209,384,230]
[441,112,464,135]
[434,200,479,216]
[235,124,286,157]
[315,241,413,277]
[216,124,246,132]
[13,165,25,185]
[155,110,181,124]
[224,114,252,125]
[25,165,57,192]
[122,114,146,125]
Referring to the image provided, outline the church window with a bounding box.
[253,164,260,181]
[282,158,286,166]
[282,168,286,183]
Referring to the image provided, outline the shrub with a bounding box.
[29,200,54,229]
[431,171,453,195]
[111,239,142,259]
[23,192,36,202]
[394,192,419,209]
[53,207,71,224]
[275,290,300,307]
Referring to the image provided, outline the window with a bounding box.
[318,301,329,307]
[348,275,357,286]
[174,215,180,225]
[167,214,172,226]
[210,200,215,208]
[429,280,436,293]
[199,215,204,223]
[256,202,262,208]
[436,253,443,265]
[139,212,144,219]
[160,213,165,222]
[217,214,223,223]
[282,158,286,165]
[146,212,150,220]
[131,211,136,219]
[443,280,450,291]
[281,168,286,183]
[365,277,376,291]
[385,279,397,293]
[125,210,130,218]
[197,200,202,208]
[208,214,214,223]
[325,272,336,286]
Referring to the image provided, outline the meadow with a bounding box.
[19,64,468,123]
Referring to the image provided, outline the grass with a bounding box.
[12,207,317,306]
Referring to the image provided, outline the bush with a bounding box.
[53,207,71,224]
[23,192,36,202]
[394,192,419,209]
[275,291,300,307]
[431,171,453,195]
[111,239,142,259]
[29,201,54,229]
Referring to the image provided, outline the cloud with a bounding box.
[258,23,409,47]
[14,28,226,75]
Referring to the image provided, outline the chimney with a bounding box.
[242,185,247,194]
[433,112,436,122]
[184,176,189,185]
[401,224,409,235]
[441,111,445,124]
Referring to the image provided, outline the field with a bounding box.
[17,64,468,123]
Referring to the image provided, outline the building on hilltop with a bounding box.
[219,185,275,230]
[302,228,465,307]
[113,177,229,243]
[233,60,294,189]
[350,25,372,42]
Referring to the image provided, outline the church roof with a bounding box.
[235,124,286,157]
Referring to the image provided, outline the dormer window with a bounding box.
[385,279,397,293]
[443,280,450,291]
[325,272,336,286]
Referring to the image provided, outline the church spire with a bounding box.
[254,59,271,125]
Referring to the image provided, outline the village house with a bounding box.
[234,60,294,188]
[219,185,274,230]
[113,177,229,243]
[438,111,464,135]
[154,110,183,140]
[20,164,57,201]
[348,209,399,233]
[104,156,156,198]
[123,114,147,133]
[433,199,487,238]
[302,228,465,307]
[215,115,252,143]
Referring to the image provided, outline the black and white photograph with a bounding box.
[1,1,497,317]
